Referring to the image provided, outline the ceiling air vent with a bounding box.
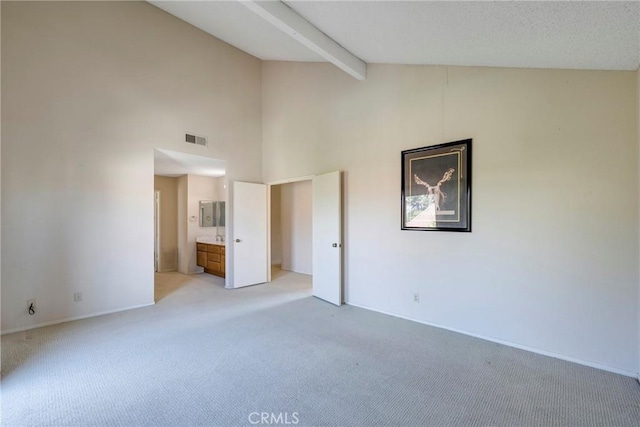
[185,133,208,147]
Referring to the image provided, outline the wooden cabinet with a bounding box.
[196,243,225,278]
[197,251,207,267]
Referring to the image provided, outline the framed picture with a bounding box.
[401,139,472,232]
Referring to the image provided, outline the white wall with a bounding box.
[154,176,178,272]
[215,176,227,202]
[280,181,312,275]
[271,185,282,265]
[1,2,262,333]
[262,62,639,376]
[214,176,227,239]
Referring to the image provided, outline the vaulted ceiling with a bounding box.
[150,1,640,79]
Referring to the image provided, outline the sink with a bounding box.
[196,237,225,245]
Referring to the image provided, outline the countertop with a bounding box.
[196,237,225,246]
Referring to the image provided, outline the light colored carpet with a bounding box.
[2,270,639,426]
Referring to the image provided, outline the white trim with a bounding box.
[154,190,161,272]
[1,302,156,335]
[267,184,272,283]
[266,174,315,186]
[347,301,638,378]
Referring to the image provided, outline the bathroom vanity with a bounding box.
[196,241,226,278]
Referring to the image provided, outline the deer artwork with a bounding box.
[414,168,455,212]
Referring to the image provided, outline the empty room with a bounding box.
[1,1,639,426]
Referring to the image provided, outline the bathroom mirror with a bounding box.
[200,201,216,227]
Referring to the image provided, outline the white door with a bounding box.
[233,181,268,288]
[312,171,342,306]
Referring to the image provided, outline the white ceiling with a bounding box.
[151,1,640,72]
[154,149,226,177]
[150,0,323,61]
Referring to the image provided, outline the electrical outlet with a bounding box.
[73,292,83,302]
[27,299,36,314]
[413,293,420,303]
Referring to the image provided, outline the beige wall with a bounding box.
[154,176,178,272]
[280,180,312,275]
[271,185,282,265]
[1,2,262,332]
[262,62,639,375]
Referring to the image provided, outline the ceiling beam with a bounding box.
[238,0,367,80]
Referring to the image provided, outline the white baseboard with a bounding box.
[346,301,638,378]
[1,302,156,335]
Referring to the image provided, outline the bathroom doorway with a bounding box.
[153,149,227,301]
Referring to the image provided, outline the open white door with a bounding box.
[312,171,342,306]
[233,181,268,288]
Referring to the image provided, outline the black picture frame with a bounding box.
[401,139,472,232]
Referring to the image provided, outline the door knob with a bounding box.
[235,239,241,243]
[332,243,338,247]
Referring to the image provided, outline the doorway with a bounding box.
[153,148,227,301]
[267,171,343,306]
[270,180,313,282]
